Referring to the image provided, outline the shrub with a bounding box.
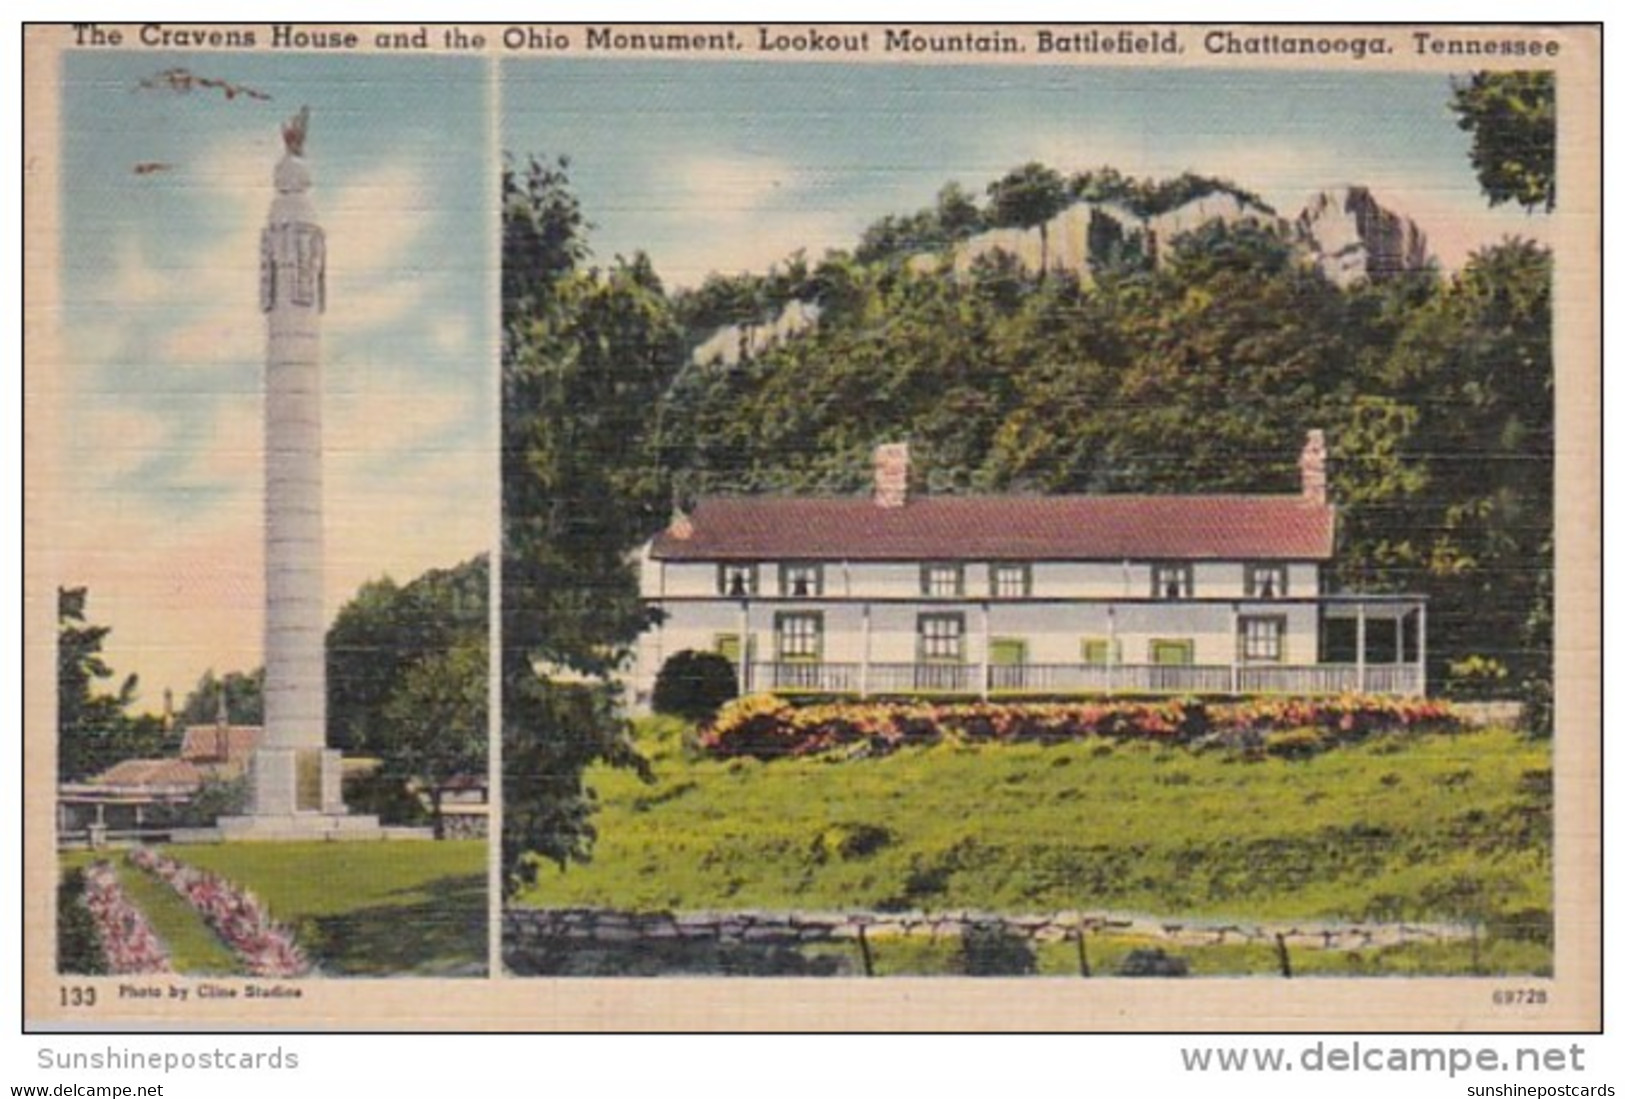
[1116,947,1189,977]
[653,650,739,723]
[1263,728,1326,759]
[344,767,431,827]
[700,695,1462,762]
[810,822,894,863]
[57,869,108,975]
[146,776,249,829]
[957,923,1037,976]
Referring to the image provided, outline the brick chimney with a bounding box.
[873,442,910,509]
[668,508,694,540]
[1300,429,1328,506]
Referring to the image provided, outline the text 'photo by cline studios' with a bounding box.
[19,22,1599,1042]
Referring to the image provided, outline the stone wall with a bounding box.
[505,906,1471,958]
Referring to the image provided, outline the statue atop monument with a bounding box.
[281,106,310,157]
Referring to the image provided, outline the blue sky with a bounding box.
[501,60,1551,286]
[49,53,1556,702]
[55,51,493,700]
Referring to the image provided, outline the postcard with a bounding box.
[22,22,1599,1032]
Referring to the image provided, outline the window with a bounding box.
[1239,616,1285,663]
[921,563,965,598]
[918,613,965,662]
[775,612,823,662]
[717,563,758,598]
[1152,563,1193,600]
[990,563,1032,598]
[779,562,823,598]
[988,638,1028,666]
[1150,639,1195,666]
[1081,638,1122,665]
[1246,563,1288,599]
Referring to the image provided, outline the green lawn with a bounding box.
[170,841,487,976]
[513,718,1551,973]
[63,841,487,977]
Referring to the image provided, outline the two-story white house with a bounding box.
[633,432,1427,704]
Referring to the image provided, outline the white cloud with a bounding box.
[323,162,431,281]
[77,406,172,484]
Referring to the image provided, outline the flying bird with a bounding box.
[137,67,270,102]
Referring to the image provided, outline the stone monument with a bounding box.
[220,109,380,840]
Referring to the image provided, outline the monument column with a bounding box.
[225,108,351,833]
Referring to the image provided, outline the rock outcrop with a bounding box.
[1293,185,1430,285]
[936,191,1280,283]
[923,185,1428,287]
[690,299,823,366]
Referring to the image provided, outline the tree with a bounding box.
[57,587,165,781]
[378,642,488,839]
[321,558,487,827]
[327,558,487,754]
[502,154,676,894]
[985,162,1071,274]
[1338,239,1552,704]
[1449,71,1556,213]
[176,667,263,727]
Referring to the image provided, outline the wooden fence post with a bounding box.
[857,924,875,977]
[1274,932,1293,978]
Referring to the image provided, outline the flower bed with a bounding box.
[128,848,310,977]
[80,860,171,974]
[699,694,1461,761]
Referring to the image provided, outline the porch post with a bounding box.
[1229,602,1240,696]
[860,602,872,699]
[981,601,991,701]
[1106,604,1117,695]
[1355,602,1367,695]
[738,600,751,693]
[1417,602,1428,697]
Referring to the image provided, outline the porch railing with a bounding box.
[738,661,1423,697]
[752,662,862,692]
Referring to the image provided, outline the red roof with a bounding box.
[179,725,260,765]
[88,759,203,791]
[651,495,1335,562]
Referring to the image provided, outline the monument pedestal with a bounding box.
[216,812,388,841]
[247,747,345,816]
[217,746,388,840]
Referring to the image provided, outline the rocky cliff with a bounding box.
[689,183,1431,362]
[933,185,1428,286]
[1293,186,1431,285]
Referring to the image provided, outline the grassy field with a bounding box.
[514,717,1551,972]
[64,840,486,977]
[792,930,1547,978]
